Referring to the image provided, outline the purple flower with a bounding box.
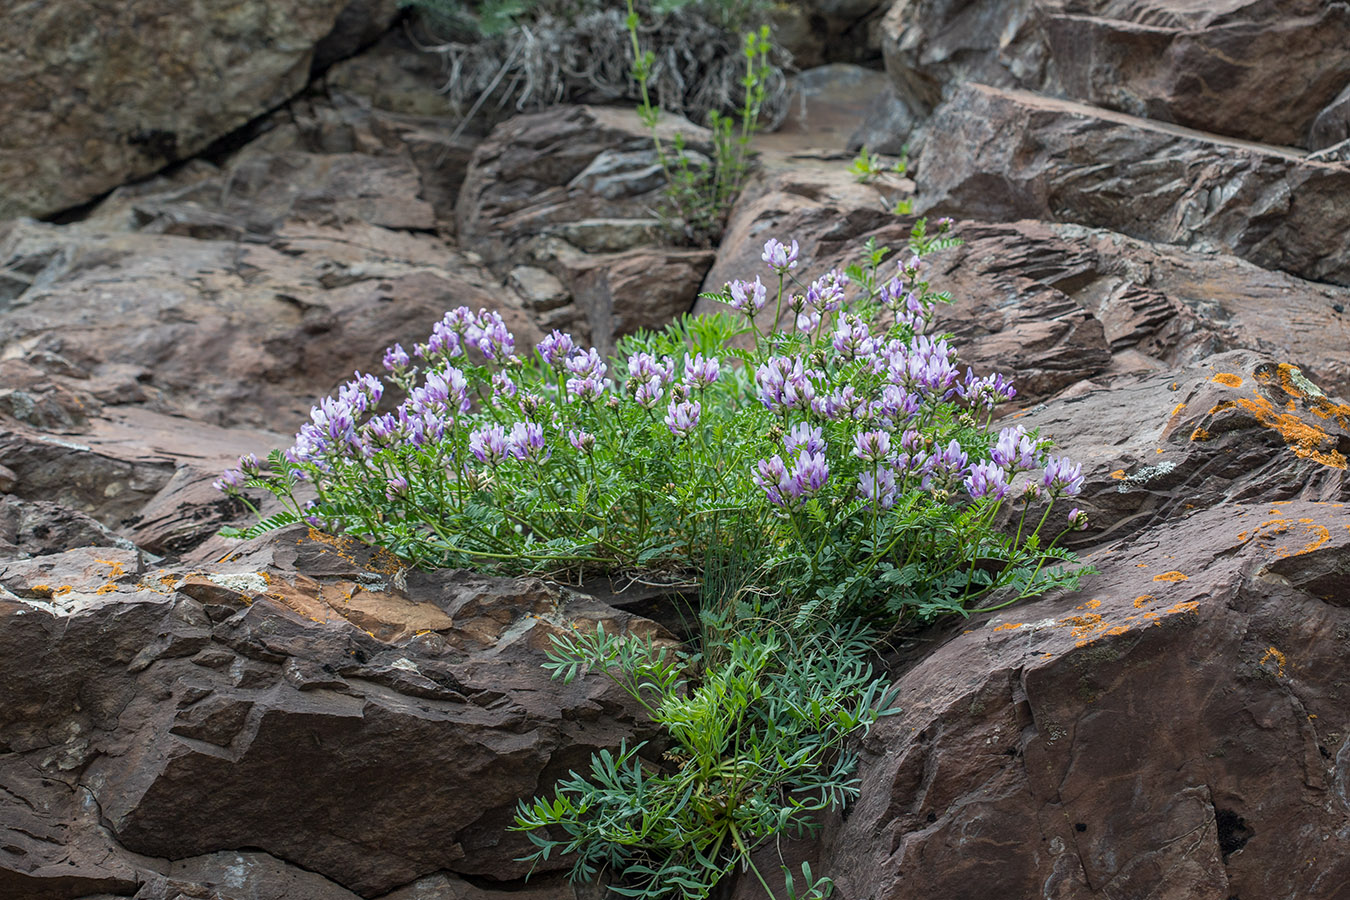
[923,438,969,488]
[852,430,891,463]
[567,429,596,454]
[383,343,410,372]
[857,467,897,509]
[762,238,800,272]
[728,277,768,314]
[831,316,874,359]
[566,375,607,402]
[990,426,1040,472]
[627,352,675,386]
[753,455,793,507]
[363,412,402,447]
[634,378,664,409]
[1068,507,1089,530]
[566,348,607,380]
[469,424,509,464]
[665,399,701,438]
[683,353,720,390]
[784,422,826,456]
[386,474,410,500]
[212,468,246,493]
[538,330,576,370]
[755,355,817,413]
[507,421,547,461]
[492,371,518,400]
[964,461,1010,501]
[789,450,830,497]
[806,269,847,313]
[466,309,514,360]
[875,384,922,425]
[960,369,1017,409]
[1041,455,1084,497]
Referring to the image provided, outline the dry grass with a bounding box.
[411,6,790,133]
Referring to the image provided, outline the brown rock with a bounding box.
[0,220,539,429]
[881,0,1350,149]
[821,497,1350,899]
[455,105,711,269]
[0,0,361,219]
[0,495,140,559]
[1309,84,1350,151]
[0,527,660,897]
[1014,349,1350,547]
[915,83,1350,287]
[932,220,1350,401]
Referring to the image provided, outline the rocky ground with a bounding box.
[2,1,1349,899]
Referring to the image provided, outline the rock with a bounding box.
[0,219,539,429]
[0,527,660,897]
[1015,349,1350,547]
[821,495,1350,899]
[0,407,280,534]
[311,0,403,74]
[932,220,1350,402]
[546,243,716,357]
[0,0,360,219]
[914,83,1350,287]
[455,105,711,270]
[0,495,142,559]
[778,65,904,151]
[880,0,1350,149]
[0,464,15,493]
[1309,84,1350,151]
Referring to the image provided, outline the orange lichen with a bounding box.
[1110,469,1126,480]
[1212,372,1243,387]
[54,585,72,596]
[1133,594,1154,608]
[1076,599,1102,611]
[1190,427,1212,442]
[94,558,126,578]
[1259,646,1287,678]
[96,583,118,595]
[992,622,1023,632]
[1234,396,1347,467]
[1153,571,1189,582]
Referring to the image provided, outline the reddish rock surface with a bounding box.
[0,527,658,899]
[914,83,1350,287]
[821,495,1350,899]
[880,0,1350,149]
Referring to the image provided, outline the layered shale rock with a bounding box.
[880,0,1350,149]
[0,0,402,219]
[0,527,658,899]
[913,84,1350,287]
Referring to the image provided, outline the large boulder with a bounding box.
[0,0,402,220]
[914,83,1350,287]
[821,493,1350,899]
[0,527,658,898]
[881,0,1350,149]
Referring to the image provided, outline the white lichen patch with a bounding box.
[207,572,269,594]
[1116,459,1177,492]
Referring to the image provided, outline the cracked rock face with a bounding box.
[0,527,657,899]
[0,0,406,220]
[820,494,1350,900]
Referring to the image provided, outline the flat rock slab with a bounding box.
[915,83,1350,287]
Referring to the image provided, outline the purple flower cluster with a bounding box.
[756,356,820,413]
[727,276,768,315]
[754,449,830,507]
[762,238,799,272]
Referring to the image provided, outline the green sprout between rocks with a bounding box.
[218,222,1093,898]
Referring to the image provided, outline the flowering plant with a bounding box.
[220,220,1091,898]
[221,220,1087,628]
